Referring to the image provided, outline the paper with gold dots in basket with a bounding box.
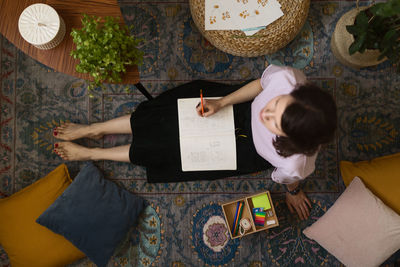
[205,0,283,35]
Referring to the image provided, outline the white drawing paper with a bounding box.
[205,0,284,32]
[177,97,237,171]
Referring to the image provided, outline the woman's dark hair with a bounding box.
[273,83,337,157]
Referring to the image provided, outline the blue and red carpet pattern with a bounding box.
[1,0,399,266]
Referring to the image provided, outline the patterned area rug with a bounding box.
[1,0,400,266]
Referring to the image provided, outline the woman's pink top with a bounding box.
[251,65,318,184]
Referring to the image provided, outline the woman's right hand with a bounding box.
[285,190,312,220]
[196,98,223,117]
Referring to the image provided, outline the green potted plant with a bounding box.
[331,0,400,70]
[70,14,143,93]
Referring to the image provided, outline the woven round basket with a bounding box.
[189,0,310,57]
[330,7,385,69]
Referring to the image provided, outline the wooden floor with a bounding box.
[0,0,139,84]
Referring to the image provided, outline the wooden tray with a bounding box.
[221,191,279,239]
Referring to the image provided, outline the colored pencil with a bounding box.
[232,202,243,236]
[234,202,244,235]
[200,89,204,116]
[233,202,242,234]
[231,201,241,234]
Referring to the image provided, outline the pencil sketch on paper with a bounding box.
[177,97,237,171]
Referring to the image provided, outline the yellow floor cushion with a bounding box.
[340,152,400,215]
[0,164,85,267]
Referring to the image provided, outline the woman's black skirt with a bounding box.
[129,80,272,183]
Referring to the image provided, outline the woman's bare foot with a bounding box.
[54,142,94,161]
[53,122,103,141]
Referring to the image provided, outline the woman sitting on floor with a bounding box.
[53,64,337,220]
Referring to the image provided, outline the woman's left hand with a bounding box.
[285,190,312,220]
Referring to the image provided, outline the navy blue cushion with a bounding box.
[36,162,144,267]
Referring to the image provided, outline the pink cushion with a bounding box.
[303,177,400,267]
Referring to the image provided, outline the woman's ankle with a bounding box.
[88,123,105,137]
[87,147,103,161]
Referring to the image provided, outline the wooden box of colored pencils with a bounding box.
[221,191,279,239]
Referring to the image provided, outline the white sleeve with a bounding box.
[270,153,317,184]
[271,167,308,184]
[260,65,307,93]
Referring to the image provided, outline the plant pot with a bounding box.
[331,7,386,69]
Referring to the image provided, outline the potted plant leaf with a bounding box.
[70,14,143,94]
[331,0,400,70]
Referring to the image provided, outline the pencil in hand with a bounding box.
[200,89,204,116]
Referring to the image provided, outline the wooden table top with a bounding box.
[0,0,140,84]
